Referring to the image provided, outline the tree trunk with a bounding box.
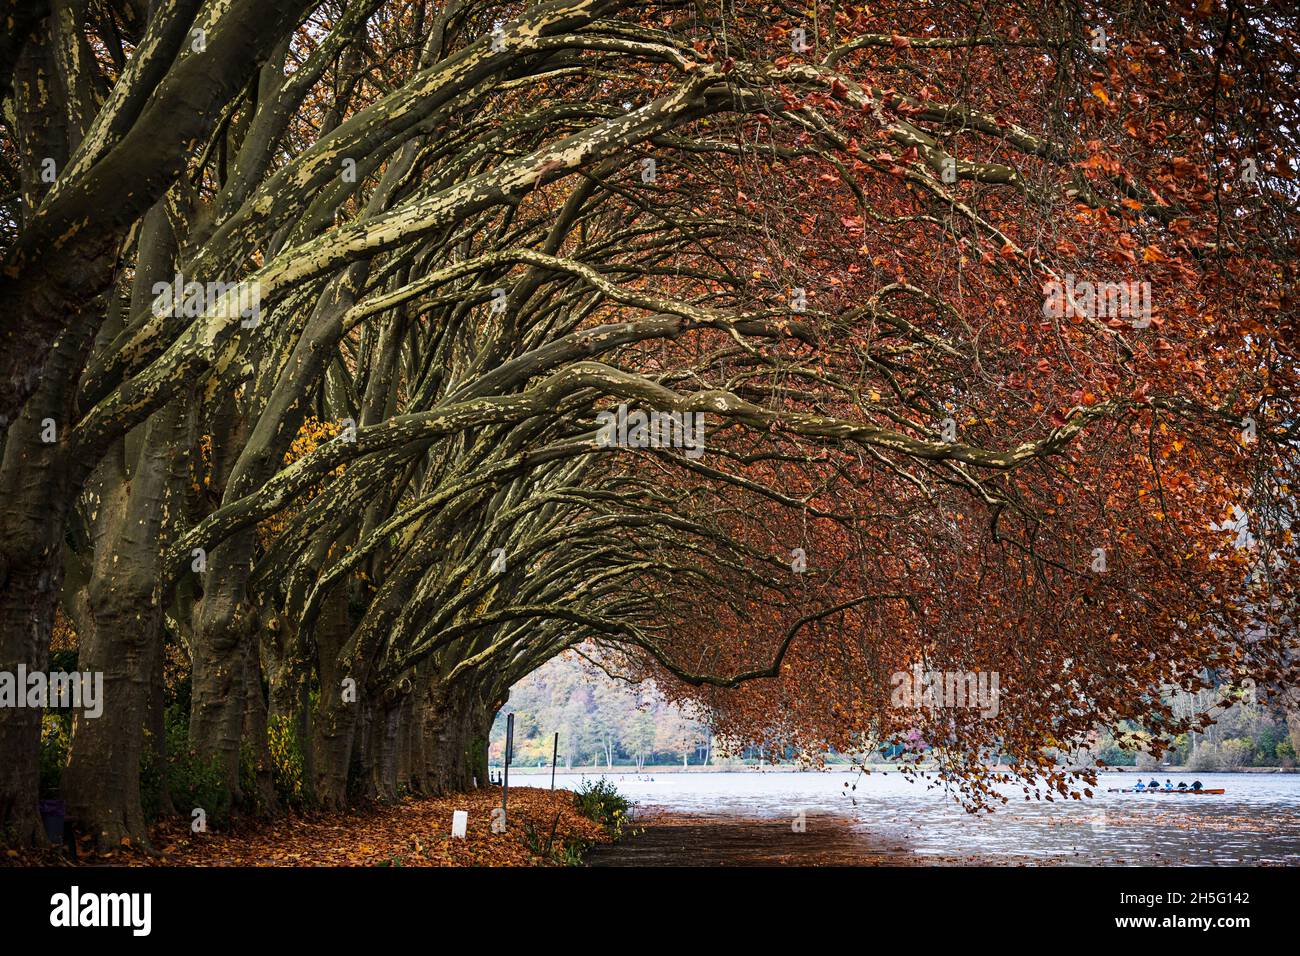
[0,507,59,845]
[423,681,491,795]
[64,418,184,846]
[395,693,414,793]
[310,586,355,809]
[198,266,367,808]
[189,527,260,803]
[354,695,377,802]
[0,321,95,845]
[408,666,433,794]
[239,639,276,814]
[62,197,183,848]
[370,696,403,803]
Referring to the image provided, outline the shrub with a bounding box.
[267,715,307,809]
[574,777,631,840]
[139,728,163,821]
[522,812,567,864]
[141,708,308,824]
[163,707,230,828]
[39,714,70,798]
[238,742,269,817]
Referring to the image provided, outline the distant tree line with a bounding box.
[489,653,714,769]
[1095,685,1300,770]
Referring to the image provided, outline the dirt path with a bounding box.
[584,808,930,866]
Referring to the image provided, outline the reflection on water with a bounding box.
[518,770,1300,865]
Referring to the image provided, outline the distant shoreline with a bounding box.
[498,764,1300,775]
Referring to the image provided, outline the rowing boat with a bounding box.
[1105,787,1225,795]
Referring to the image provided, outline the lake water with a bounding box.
[517,770,1300,865]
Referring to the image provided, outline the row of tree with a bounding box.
[0,0,1295,846]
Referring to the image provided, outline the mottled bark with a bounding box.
[63,197,180,849]
[369,678,413,802]
[394,693,414,794]
[309,584,354,809]
[0,0,315,430]
[369,701,395,802]
[239,638,276,813]
[188,527,259,800]
[189,266,363,800]
[423,680,492,795]
[0,324,92,844]
[62,403,179,848]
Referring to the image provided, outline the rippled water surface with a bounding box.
[519,770,1300,864]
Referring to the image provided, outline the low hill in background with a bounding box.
[489,653,716,769]
[490,653,1300,772]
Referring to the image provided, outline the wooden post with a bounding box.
[502,713,513,828]
[550,731,559,790]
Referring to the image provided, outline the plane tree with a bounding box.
[0,0,1294,846]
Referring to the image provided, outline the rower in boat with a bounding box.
[1108,780,1224,794]
[1148,778,1161,790]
